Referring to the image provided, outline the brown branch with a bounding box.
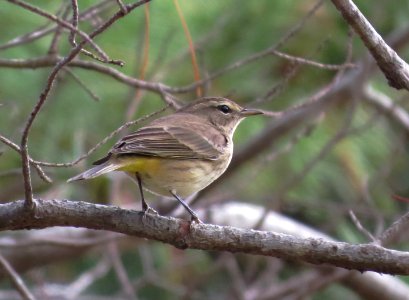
[0,228,116,279]
[0,56,172,95]
[69,0,79,47]
[34,105,168,168]
[15,0,151,207]
[0,0,113,51]
[173,0,202,97]
[0,135,52,183]
[349,210,377,243]
[115,0,128,14]
[270,50,356,70]
[157,0,327,94]
[0,252,36,300]
[1,199,409,275]
[63,259,111,299]
[363,84,409,133]
[108,243,136,299]
[331,0,409,90]
[47,4,70,56]
[197,27,354,200]
[64,68,101,102]
[207,202,409,299]
[6,0,116,65]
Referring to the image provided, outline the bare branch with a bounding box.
[208,202,409,299]
[69,0,79,47]
[349,210,378,243]
[270,49,356,70]
[0,252,36,300]
[36,105,168,168]
[379,210,409,246]
[331,0,409,90]
[108,243,137,299]
[64,68,101,102]
[16,0,150,207]
[63,259,111,299]
[1,199,409,275]
[6,0,118,66]
[115,0,128,14]
[47,4,70,55]
[166,0,328,94]
[0,0,113,51]
[363,84,409,133]
[0,135,52,183]
[0,56,173,96]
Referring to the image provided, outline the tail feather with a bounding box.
[67,163,119,182]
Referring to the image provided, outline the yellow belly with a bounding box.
[117,156,230,198]
[117,156,162,174]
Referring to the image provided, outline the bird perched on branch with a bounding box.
[68,97,263,222]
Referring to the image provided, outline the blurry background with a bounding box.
[1,0,409,299]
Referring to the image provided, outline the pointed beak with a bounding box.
[240,108,264,117]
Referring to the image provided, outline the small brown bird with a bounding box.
[68,97,263,222]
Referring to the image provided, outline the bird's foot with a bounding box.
[145,206,159,216]
[190,214,203,224]
[140,205,159,224]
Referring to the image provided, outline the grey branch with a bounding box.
[331,0,409,90]
[1,199,409,275]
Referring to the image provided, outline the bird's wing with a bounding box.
[110,125,224,160]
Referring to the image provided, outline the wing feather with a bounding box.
[110,125,224,160]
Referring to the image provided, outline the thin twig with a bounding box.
[274,0,325,49]
[6,0,121,66]
[173,0,202,97]
[108,242,137,299]
[271,49,356,70]
[47,4,70,55]
[169,0,334,94]
[63,259,111,300]
[36,105,168,168]
[0,252,36,300]
[47,4,71,55]
[0,56,172,94]
[331,0,409,90]
[126,2,151,121]
[0,233,121,248]
[0,0,114,51]
[115,0,128,14]
[64,68,101,101]
[379,210,409,245]
[349,210,378,243]
[0,134,52,183]
[69,0,79,46]
[14,0,151,206]
[277,101,356,195]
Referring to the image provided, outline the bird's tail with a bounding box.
[67,163,120,182]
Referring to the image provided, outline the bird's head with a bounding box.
[179,97,264,135]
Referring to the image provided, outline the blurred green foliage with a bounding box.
[1,0,409,298]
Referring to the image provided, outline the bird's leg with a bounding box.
[136,173,157,215]
[170,191,202,223]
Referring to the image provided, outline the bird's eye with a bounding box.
[217,105,231,114]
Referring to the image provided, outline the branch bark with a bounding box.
[2,199,409,275]
[331,0,409,90]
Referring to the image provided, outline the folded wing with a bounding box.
[110,125,224,160]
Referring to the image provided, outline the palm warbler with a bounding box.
[68,97,263,222]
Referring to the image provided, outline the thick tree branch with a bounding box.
[331,0,409,90]
[1,199,409,275]
[208,202,409,300]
